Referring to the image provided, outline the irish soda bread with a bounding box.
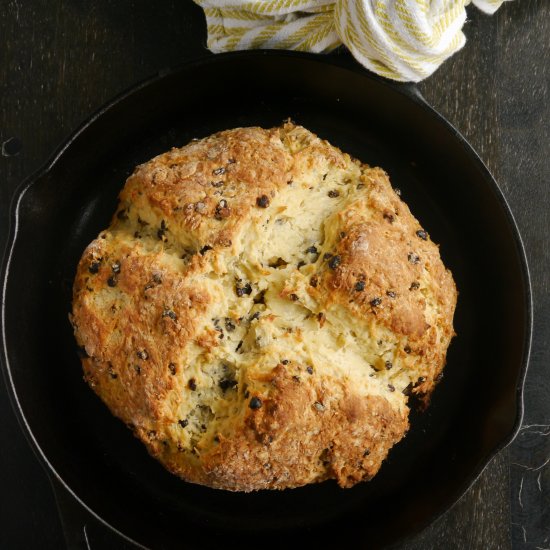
[71,123,457,491]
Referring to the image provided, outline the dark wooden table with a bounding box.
[1,2,548,549]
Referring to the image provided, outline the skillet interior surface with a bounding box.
[1,52,530,549]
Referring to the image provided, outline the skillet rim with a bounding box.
[0,49,533,548]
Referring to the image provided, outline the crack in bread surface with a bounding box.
[71,123,456,490]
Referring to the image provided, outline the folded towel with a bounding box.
[194,0,509,82]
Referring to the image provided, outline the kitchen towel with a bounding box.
[193,0,509,82]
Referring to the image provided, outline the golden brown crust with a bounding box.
[119,127,293,251]
[200,365,408,490]
[71,123,456,491]
[73,236,212,428]
[309,168,456,401]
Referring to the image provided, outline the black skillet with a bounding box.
[0,51,531,549]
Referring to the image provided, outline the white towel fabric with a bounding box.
[194,0,510,82]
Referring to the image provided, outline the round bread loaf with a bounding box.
[71,123,457,491]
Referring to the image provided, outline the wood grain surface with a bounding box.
[0,1,548,549]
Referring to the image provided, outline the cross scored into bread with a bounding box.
[71,123,456,491]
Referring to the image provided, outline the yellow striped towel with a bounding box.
[193,0,510,82]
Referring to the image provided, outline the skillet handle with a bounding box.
[51,480,92,550]
[395,82,428,104]
[51,480,138,549]
[325,49,429,105]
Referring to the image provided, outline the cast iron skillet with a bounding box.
[1,51,531,549]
